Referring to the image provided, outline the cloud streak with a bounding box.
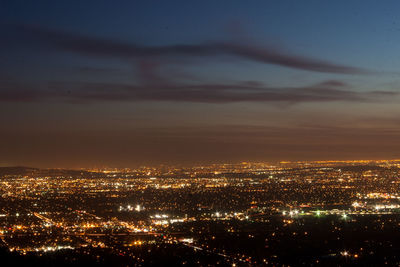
[12,25,370,74]
[63,81,396,104]
[0,77,395,104]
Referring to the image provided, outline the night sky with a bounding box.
[2,1,400,168]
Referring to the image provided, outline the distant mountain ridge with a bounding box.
[0,166,101,178]
[0,166,39,176]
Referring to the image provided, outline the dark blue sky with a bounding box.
[1,1,400,168]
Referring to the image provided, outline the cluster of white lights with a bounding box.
[34,245,74,252]
[152,214,169,219]
[282,210,300,216]
[119,204,143,212]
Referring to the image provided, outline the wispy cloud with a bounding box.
[11,24,370,74]
[0,77,395,104]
